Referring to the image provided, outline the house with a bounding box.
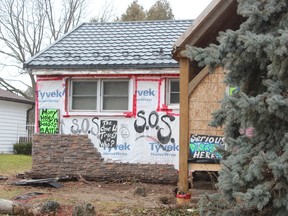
[172,0,244,192]
[24,20,192,183]
[0,89,34,153]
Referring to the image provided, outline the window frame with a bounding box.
[69,78,131,114]
[166,78,180,107]
[70,80,99,111]
[101,79,130,112]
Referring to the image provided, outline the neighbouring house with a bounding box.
[24,20,192,183]
[172,0,244,191]
[0,88,34,153]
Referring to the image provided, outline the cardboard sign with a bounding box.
[39,109,59,134]
[189,134,224,162]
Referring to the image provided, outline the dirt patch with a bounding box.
[0,178,185,215]
[0,172,218,215]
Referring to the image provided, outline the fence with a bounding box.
[17,123,35,143]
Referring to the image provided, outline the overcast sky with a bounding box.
[88,0,213,21]
[3,0,213,91]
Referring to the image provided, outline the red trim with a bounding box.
[168,113,180,116]
[64,79,69,116]
[123,112,133,118]
[62,114,128,118]
[136,78,160,82]
[35,80,39,133]
[161,104,172,111]
[37,73,179,79]
[163,77,167,105]
[157,79,162,111]
[133,76,138,117]
[157,103,180,116]
[37,76,64,81]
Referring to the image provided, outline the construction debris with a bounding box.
[11,178,63,188]
[0,175,8,180]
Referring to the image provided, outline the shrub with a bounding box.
[13,142,32,155]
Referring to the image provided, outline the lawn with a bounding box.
[0,154,32,176]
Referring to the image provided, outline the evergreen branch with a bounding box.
[221,161,232,172]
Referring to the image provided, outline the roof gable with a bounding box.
[24,20,192,70]
[173,0,243,58]
[0,88,34,105]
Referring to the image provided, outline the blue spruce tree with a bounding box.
[185,0,288,215]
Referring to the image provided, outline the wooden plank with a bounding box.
[189,163,221,172]
[188,163,221,188]
[174,0,222,47]
[174,0,235,47]
[173,0,239,58]
[188,66,209,96]
[178,58,191,193]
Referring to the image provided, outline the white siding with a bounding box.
[0,100,32,153]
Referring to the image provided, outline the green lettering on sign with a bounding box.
[39,109,59,134]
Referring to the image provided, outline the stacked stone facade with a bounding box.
[30,134,178,184]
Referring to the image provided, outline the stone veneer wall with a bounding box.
[29,134,178,184]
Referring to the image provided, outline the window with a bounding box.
[102,81,129,110]
[72,81,98,110]
[70,79,129,112]
[167,79,179,104]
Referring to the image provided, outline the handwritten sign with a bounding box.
[39,109,59,134]
[189,134,224,162]
[99,120,118,148]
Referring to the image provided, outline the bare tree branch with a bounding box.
[0,0,89,99]
[0,77,30,98]
[90,0,116,22]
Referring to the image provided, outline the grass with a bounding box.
[0,154,32,176]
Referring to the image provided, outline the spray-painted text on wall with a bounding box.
[134,110,175,145]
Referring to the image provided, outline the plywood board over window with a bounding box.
[189,67,226,136]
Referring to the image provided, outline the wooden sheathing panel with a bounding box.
[189,67,226,136]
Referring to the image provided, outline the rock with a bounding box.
[0,198,13,214]
[1,198,38,216]
[134,187,146,197]
[40,200,60,214]
[16,173,25,179]
[159,196,172,205]
[72,202,96,216]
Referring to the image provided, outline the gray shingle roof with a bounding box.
[0,88,34,105]
[24,20,192,70]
